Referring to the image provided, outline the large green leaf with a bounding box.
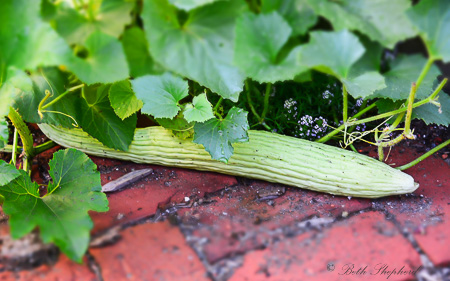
[406,0,450,62]
[261,0,317,36]
[376,82,450,126]
[81,84,136,151]
[142,0,246,101]
[121,27,162,78]
[12,68,82,128]
[0,161,20,186]
[51,0,134,45]
[0,119,8,148]
[0,0,72,72]
[299,30,385,98]
[193,107,249,163]
[0,68,33,121]
[169,0,221,11]
[414,92,450,126]
[67,31,129,84]
[307,0,416,49]
[370,55,441,101]
[131,73,189,119]
[0,0,74,117]
[300,30,365,78]
[234,12,307,83]
[156,113,194,139]
[342,72,386,99]
[109,80,143,120]
[0,149,108,262]
[183,93,214,123]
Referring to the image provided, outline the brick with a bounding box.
[230,211,422,281]
[177,181,370,264]
[90,221,208,281]
[90,157,237,233]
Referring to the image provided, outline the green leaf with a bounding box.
[183,93,214,123]
[348,35,384,77]
[142,0,246,101]
[12,68,82,128]
[300,30,365,78]
[0,149,108,262]
[307,0,416,49]
[52,0,134,45]
[81,84,136,151]
[342,71,386,99]
[370,55,441,101]
[406,0,450,62]
[109,80,143,120]
[0,0,72,72]
[376,82,450,126]
[0,0,74,117]
[0,119,8,148]
[299,30,385,98]
[169,0,221,11]
[131,73,189,119]
[0,68,32,121]
[67,31,129,85]
[193,107,249,163]
[121,27,163,78]
[261,0,317,36]
[234,12,308,83]
[156,113,194,139]
[0,161,20,186]
[414,93,450,126]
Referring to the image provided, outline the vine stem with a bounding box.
[261,83,272,122]
[245,80,262,120]
[318,78,447,144]
[396,139,450,171]
[415,58,434,89]
[40,84,85,111]
[11,128,18,165]
[213,97,223,113]
[0,141,56,155]
[342,85,348,123]
[377,112,405,161]
[317,103,377,143]
[7,107,35,173]
[404,83,417,137]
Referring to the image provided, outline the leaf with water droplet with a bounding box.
[193,107,249,163]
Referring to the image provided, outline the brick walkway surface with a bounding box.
[0,144,449,281]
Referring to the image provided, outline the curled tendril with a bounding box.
[37,71,80,128]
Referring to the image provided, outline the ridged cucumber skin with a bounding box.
[39,124,418,198]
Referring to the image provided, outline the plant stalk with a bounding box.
[11,128,18,165]
[415,58,434,89]
[261,83,272,122]
[396,139,450,171]
[40,84,85,111]
[7,107,35,173]
[342,85,348,123]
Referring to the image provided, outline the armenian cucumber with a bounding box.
[38,124,418,198]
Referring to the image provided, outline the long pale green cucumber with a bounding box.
[39,124,418,198]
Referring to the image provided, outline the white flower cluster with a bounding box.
[284,98,298,120]
[296,115,329,139]
[322,90,334,104]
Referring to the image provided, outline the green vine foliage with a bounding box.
[0,0,449,261]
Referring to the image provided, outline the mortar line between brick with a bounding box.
[177,206,375,281]
[376,207,436,271]
[86,250,104,281]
